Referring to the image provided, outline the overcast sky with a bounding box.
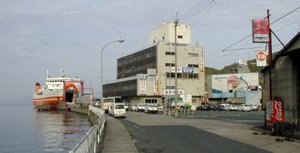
[0,0,299,103]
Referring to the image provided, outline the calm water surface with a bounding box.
[0,103,91,153]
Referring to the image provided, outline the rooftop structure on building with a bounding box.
[149,22,192,45]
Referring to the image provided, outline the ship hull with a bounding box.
[32,96,64,110]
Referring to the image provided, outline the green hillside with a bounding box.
[205,59,262,75]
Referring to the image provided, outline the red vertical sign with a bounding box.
[252,19,269,43]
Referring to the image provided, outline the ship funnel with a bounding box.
[35,82,41,93]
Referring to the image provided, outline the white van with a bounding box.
[110,103,126,118]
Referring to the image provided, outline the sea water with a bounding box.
[0,103,91,153]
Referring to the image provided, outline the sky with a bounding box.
[0,0,299,103]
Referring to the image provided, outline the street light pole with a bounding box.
[174,16,179,117]
[100,37,125,98]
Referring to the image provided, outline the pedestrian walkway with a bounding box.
[102,115,138,153]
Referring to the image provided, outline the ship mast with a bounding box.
[60,68,65,78]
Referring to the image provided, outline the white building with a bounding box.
[104,22,205,107]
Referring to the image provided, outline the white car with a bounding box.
[229,104,238,111]
[110,103,126,118]
[130,104,137,111]
[145,104,158,114]
[250,105,259,111]
[137,104,146,112]
[124,103,129,111]
[241,104,251,112]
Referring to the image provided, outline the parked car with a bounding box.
[208,104,218,111]
[200,103,210,111]
[130,104,137,111]
[124,103,129,111]
[250,105,259,111]
[137,103,146,112]
[220,103,230,111]
[157,105,164,111]
[241,104,251,112]
[145,104,158,114]
[229,104,238,111]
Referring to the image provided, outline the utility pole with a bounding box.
[174,14,179,117]
[264,9,273,129]
[267,9,273,100]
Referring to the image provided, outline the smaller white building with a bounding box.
[149,22,191,45]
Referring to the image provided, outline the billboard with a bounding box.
[252,19,269,43]
[211,73,259,99]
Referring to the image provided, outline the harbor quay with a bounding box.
[69,106,138,153]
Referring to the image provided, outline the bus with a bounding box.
[101,96,122,113]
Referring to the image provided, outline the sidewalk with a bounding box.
[101,115,138,153]
[252,126,300,140]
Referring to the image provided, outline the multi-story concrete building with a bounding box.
[104,22,205,107]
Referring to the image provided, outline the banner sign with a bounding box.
[182,67,194,73]
[256,50,267,67]
[252,19,269,43]
[139,81,147,95]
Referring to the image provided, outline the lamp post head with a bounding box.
[118,37,125,43]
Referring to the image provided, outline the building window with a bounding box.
[182,73,188,79]
[166,86,175,89]
[165,51,175,55]
[145,99,157,103]
[166,72,183,78]
[188,64,199,68]
[188,73,199,79]
[165,63,175,67]
[188,53,199,57]
[178,35,183,39]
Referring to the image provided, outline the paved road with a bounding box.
[120,111,271,153]
[177,110,265,127]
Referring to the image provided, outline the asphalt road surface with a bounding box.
[120,111,270,153]
[177,110,265,127]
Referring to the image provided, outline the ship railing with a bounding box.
[69,106,106,153]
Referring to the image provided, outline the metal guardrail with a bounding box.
[69,106,106,153]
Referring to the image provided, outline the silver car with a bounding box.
[145,104,158,114]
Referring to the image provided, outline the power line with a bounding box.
[180,0,207,20]
[271,7,300,24]
[180,0,215,22]
[223,44,282,52]
[221,7,300,52]
[221,34,252,52]
[184,0,216,22]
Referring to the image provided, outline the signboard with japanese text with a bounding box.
[252,19,269,43]
[139,81,147,95]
